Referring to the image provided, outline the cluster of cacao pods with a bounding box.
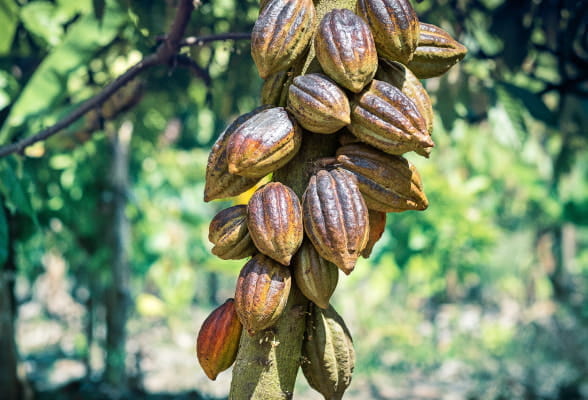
[196,0,466,396]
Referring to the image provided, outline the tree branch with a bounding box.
[0,2,249,158]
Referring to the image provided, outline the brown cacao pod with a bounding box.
[251,0,316,79]
[287,73,351,134]
[247,182,303,265]
[336,143,428,212]
[208,205,257,260]
[302,168,369,274]
[314,9,378,93]
[361,209,387,258]
[293,240,339,309]
[261,70,291,107]
[226,107,302,178]
[196,298,243,380]
[406,22,467,79]
[204,108,268,202]
[234,254,291,335]
[349,79,433,155]
[356,0,420,64]
[302,304,355,400]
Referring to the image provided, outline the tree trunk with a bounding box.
[104,121,133,390]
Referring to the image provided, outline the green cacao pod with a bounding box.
[208,205,257,260]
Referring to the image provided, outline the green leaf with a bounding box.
[0,158,37,225]
[0,204,7,266]
[499,82,556,126]
[0,0,19,55]
[0,0,127,144]
[0,70,20,111]
[20,1,65,47]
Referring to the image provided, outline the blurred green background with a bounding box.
[0,0,587,399]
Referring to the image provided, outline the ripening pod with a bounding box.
[302,168,369,275]
[247,182,303,265]
[261,70,291,107]
[196,299,243,380]
[406,22,467,79]
[336,143,428,212]
[356,0,420,64]
[226,107,302,178]
[315,9,378,93]
[234,254,291,335]
[208,205,257,260]
[204,108,269,202]
[251,0,316,79]
[361,210,387,258]
[349,79,434,155]
[301,304,355,400]
[287,73,351,134]
[293,240,339,309]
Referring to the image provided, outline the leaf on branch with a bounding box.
[0,158,38,226]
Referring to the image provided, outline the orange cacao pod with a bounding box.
[336,143,428,212]
[196,298,243,380]
[315,9,378,93]
[302,168,369,274]
[251,0,316,78]
[361,210,387,258]
[293,240,339,309]
[234,254,291,335]
[247,182,303,265]
[406,22,467,79]
[226,107,302,178]
[208,205,257,260]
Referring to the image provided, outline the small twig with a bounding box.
[180,32,252,46]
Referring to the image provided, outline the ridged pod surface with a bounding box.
[315,9,378,93]
[302,168,369,275]
[356,0,420,64]
[287,73,351,134]
[407,22,467,79]
[204,108,268,202]
[209,205,257,260]
[196,299,243,380]
[251,0,316,79]
[234,254,292,335]
[247,182,303,265]
[293,240,339,309]
[301,304,355,400]
[349,79,433,155]
[361,210,387,258]
[336,143,428,212]
[261,70,291,106]
[226,107,302,178]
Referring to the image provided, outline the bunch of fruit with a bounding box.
[197,0,466,397]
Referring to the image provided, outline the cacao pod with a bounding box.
[204,108,268,202]
[406,22,467,79]
[261,70,291,107]
[247,182,303,265]
[302,304,355,400]
[287,73,351,134]
[315,9,378,93]
[196,298,243,380]
[361,209,387,257]
[208,205,257,260]
[251,0,316,79]
[226,107,302,178]
[356,0,420,64]
[349,79,433,155]
[293,239,339,309]
[302,168,369,274]
[336,143,428,212]
[234,254,291,335]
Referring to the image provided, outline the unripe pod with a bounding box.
[406,22,467,79]
[315,9,378,93]
[226,107,302,178]
[196,299,243,380]
[356,0,420,64]
[287,73,351,134]
[336,143,428,212]
[293,240,339,309]
[361,210,387,258]
[234,254,291,335]
[302,168,369,274]
[301,304,355,400]
[247,182,303,265]
[252,0,316,79]
[209,205,257,260]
